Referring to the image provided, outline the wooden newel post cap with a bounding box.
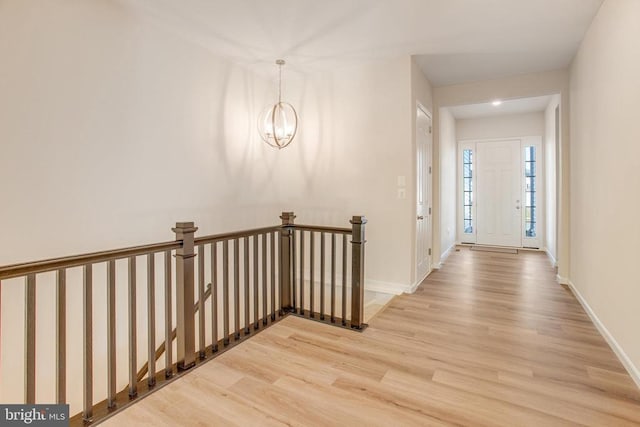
[280,212,296,225]
[172,222,198,238]
[350,216,367,225]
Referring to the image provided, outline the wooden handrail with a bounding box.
[291,224,352,234]
[194,225,282,245]
[0,241,181,280]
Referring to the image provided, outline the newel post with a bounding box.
[280,212,295,313]
[173,221,198,370]
[350,216,367,329]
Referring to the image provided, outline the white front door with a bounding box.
[476,140,522,247]
[416,107,432,280]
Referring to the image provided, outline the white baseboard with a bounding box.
[544,247,557,267]
[566,280,640,390]
[366,278,415,295]
[556,274,570,285]
[297,273,408,297]
[434,243,456,269]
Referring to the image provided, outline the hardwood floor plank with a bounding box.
[105,247,640,426]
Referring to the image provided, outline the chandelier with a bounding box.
[258,59,298,149]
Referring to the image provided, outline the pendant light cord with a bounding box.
[278,62,283,104]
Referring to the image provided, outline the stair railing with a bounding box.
[0,212,366,425]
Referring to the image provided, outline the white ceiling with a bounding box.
[123,0,603,86]
[447,95,553,120]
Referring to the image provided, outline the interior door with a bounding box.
[416,107,432,280]
[476,140,522,247]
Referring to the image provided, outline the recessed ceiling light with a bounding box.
[492,100,502,106]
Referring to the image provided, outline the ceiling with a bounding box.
[123,0,603,86]
[447,95,553,120]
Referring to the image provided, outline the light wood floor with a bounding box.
[105,247,640,426]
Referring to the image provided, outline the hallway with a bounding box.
[105,248,640,426]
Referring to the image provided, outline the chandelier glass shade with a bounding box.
[258,60,298,149]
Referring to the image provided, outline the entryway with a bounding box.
[459,137,542,249]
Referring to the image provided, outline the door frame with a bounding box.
[457,136,544,248]
[415,103,433,283]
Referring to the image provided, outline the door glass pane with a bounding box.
[462,149,473,234]
[524,146,537,238]
[464,191,472,206]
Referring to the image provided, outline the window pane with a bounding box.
[464,220,473,233]
[526,222,536,237]
[464,177,471,191]
[463,163,472,178]
[464,206,472,220]
[524,146,535,162]
[525,191,536,208]
[464,191,472,206]
[463,149,471,163]
[526,176,536,192]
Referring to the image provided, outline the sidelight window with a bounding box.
[524,146,537,237]
[463,149,473,233]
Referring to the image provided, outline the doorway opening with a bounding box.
[441,95,559,252]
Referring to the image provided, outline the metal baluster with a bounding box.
[56,269,66,404]
[223,240,230,345]
[107,262,116,406]
[262,234,268,326]
[331,233,336,323]
[300,231,305,315]
[270,231,276,320]
[310,232,315,318]
[244,236,250,334]
[147,254,157,385]
[83,265,93,420]
[320,232,326,320]
[25,274,36,404]
[198,244,205,358]
[253,235,259,329]
[164,250,173,377]
[211,243,218,352]
[234,239,240,339]
[342,235,348,326]
[128,256,137,397]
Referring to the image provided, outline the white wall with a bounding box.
[294,56,417,290]
[433,69,570,279]
[456,112,544,141]
[0,2,427,413]
[544,95,560,263]
[438,108,457,261]
[0,0,274,413]
[569,0,640,384]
